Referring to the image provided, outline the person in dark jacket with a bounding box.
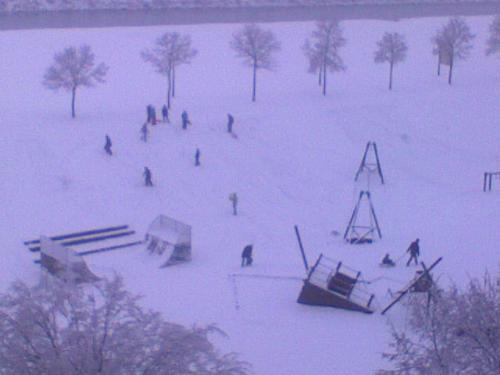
[151,106,157,125]
[161,105,170,123]
[227,113,234,133]
[104,135,112,155]
[195,148,200,166]
[146,105,152,123]
[382,253,395,267]
[143,167,153,187]
[181,110,191,130]
[241,244,253,267]
[406,239,420,266]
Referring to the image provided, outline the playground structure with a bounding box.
[145,215,192,267]
[483,171,499,192]
[39,236,99,283]
[344,191,382,244]
[298,254,375,314]
[355,141,384,185]
[381,257,443,315]
[24,225,142,256]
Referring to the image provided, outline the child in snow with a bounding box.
[181,110,191,130]
[195,148,200,166]
[140,123,148,142]
[381,253,395,267]
[104,135,112,155]
[229,193,238,216]
[227,113,234,133]
[241,244,253,267]
[143,167,153,187]
[162,105,170,123]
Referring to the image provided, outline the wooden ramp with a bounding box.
[297,254,375,314]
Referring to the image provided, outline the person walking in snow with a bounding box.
[406,238,420,266]
[195,148,201,166]
[161,105,170,123]
[104,134,112,155]
[151,106,157,125]
[241,244,253,267]
[143,167,153,187]
[140,123,149,142]
[229,193,238,216]
[146,105,154,124]
[227,113,234,133]
[181,110,191,130]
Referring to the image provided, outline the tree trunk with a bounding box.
[167,69,172,109]
[252,62,257,102]
[318,68,322,86]
[448,58,453,85]
[389,61,393,90]
[172,65,176,98]
[71,86,76,119]
[437,54,441,76]
[322,63,327,96]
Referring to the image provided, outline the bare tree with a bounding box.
[43,45,108,119]
[378,272,500,375]
[486,15,500,57]
[230,24,281,102]
[432,17,474,85]
[303,21,346,96]
[0,276,249,375]
[374,32,408,90]
[142,32,197,109]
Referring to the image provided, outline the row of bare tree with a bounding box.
[42,17,500,118]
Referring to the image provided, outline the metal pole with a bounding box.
[294,226,309,272]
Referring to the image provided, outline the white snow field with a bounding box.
[0,15,499,374]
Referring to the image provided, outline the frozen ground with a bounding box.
[0,15,499,374]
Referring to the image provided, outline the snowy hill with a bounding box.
[0,15,499,374]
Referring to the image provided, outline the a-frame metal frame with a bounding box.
[355,142,384,185]
[381,257,443,315]
[344,191,382,244]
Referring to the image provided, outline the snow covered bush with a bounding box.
[486,15,500,57]
[0,275,250,375]
[378,272,500,375]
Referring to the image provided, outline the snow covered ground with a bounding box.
[0,15,499,374]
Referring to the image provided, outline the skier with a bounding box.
[104,134,112,155]
[381,253,395,267]
[161,105,170,123]
[406,238,420,266]
[181,110,191,130]
[195,148,200,166]
[229,193,238,216]
[227,113,234,133]
[241,244,253,267]
[140,123,148,142]
[143,167,153,187]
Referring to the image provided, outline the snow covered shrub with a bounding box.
[378,272,500,375]
[0,275,250,375]
[486,15,500,57]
